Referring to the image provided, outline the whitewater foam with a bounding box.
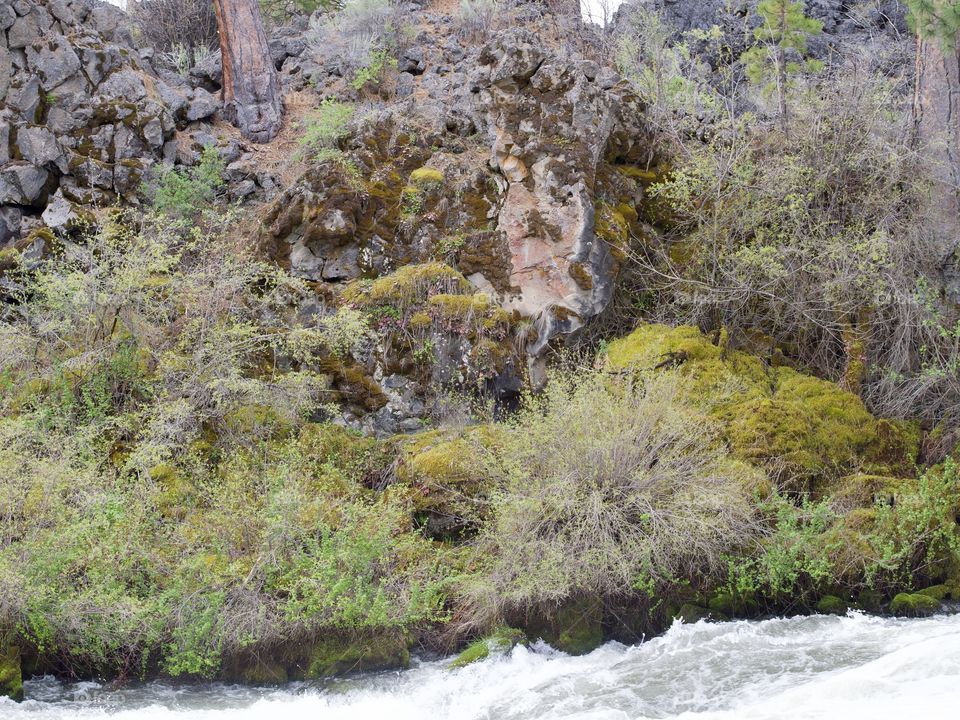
[4,612,960,719]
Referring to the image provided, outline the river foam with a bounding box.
[4,612,960,719]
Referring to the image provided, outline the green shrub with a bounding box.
[148,146,225,222]
[299,100,354,152]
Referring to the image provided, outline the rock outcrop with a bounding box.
[262,28,655,402]
[0,0,221,241]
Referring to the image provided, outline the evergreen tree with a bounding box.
[741,0,823,124]
[906,0,960,46]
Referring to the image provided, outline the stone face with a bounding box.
[185,87,219,122]
[40,187,87,231]
[7,12,39,48]
[15,125,62,166]
[0,206,22,245]
[98,69,147,102]
[473,29,646,354]
[25,38,81,89]
[0,162,50,205]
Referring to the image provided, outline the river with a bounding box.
[4,612,959,719]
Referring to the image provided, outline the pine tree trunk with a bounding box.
[913,31,960,297]
[212,0,283,143]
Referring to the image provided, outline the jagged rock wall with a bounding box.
[265,29,653,369]
[0,0,221,243]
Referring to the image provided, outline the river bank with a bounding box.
[4,613,960,718]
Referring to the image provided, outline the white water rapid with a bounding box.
[4,612,960,720]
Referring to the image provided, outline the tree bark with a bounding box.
[212,0,283,143]
[913,31,960,300]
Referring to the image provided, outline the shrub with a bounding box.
[456,0,499,41]
[147,146,225,222]
[458,370,763,626]
[299,100,355,152]
[132,0,218,71]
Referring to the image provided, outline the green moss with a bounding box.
[305,634,410,678]
[674,603,713,624]
[550,597,603,655]
[409,167,444,186]
[223,404,293,439]
[594,202,629,254]
[343,262,470,310]
[0,248,20,273]
[916,584,952,601]
[606,324,920,494]
[816,595,848,615]
[0,640,22,702]
[450,627,527,668]
[890,592,940,616]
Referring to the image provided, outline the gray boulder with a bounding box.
[0,162,50,205]
[15,125,63,167]
[185,87,219,122]
[25,38,81,90]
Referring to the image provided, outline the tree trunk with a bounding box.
[913,31,960,300]
[212,0,283,143]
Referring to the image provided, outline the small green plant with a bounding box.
[434,233,466,261]
[300,100,355,152]
[351,49,397,91]
[148,145,225,222]
[400,186,425,219]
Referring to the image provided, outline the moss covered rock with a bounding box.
[451,627,527,668]
[303,634,410,678]
[0,640,23,702]
[606,324,920,494]
[527,597,604,656]
[815,595,848,615]
[674,603,714,624]
[890,592,940,617]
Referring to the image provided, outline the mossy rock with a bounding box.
[857,589,885,612]
[222,656,288,685]
[223,404,293,439]
[889,592,940,617]
[409,166,444,186]
[674,603,714,624]
[393,427,500,538]
[304,634,410,678]
[707,590,757,617]
[816,595,848,615]
[342,262,470,310]
[451,627,527,668]
[0,248,20,273]
[0,640,22,702]
[526,597,603,656]
[916,584,952,601]
[606,324,920,494]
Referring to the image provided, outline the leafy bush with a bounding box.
[147,146,225,222]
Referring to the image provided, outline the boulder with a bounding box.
[185,87,219,122]
[0,162,50,205]
[25,37,81,89]
[41,187,89,232]
[15,125,63,167]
